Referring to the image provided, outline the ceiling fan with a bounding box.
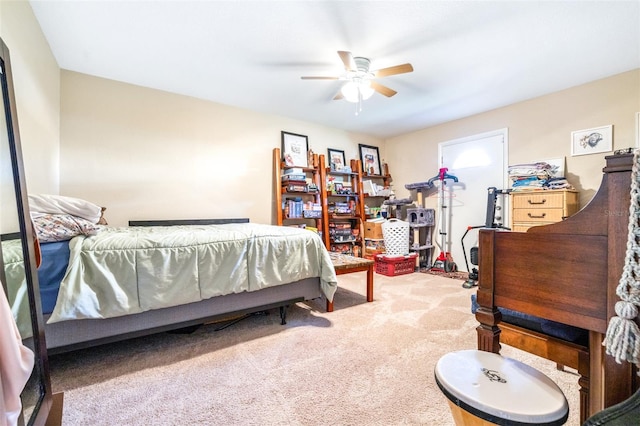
[301,51,414,104]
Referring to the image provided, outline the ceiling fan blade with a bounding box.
[373,63,414,78]
[333,92,344,101]
[337,51,357,71]
[301,76,340,80]
[370,81,397,97]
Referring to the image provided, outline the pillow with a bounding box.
[29,194,105,224]
[32,214,102,243]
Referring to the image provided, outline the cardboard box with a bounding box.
[364,221,384,239]
[364,247,385,260]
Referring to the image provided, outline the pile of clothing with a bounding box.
[508,162,573,191]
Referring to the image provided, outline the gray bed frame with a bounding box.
[43,219,325,354]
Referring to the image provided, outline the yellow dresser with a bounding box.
[510,189,579,232]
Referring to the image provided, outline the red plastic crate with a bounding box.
[374,253,418,276]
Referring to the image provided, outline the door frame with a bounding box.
[436,128,510,261]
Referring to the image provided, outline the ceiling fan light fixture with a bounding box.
[300,51,413,108]
[341,79,374,103]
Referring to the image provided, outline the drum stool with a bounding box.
[435,350,569,425]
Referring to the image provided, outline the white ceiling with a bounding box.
[29,1,640,139]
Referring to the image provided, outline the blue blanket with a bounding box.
[37,241,70,315]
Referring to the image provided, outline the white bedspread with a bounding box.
[48,223,337,323]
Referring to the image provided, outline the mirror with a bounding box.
[0,37,52,425]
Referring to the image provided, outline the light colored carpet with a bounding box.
[49,271,580,425]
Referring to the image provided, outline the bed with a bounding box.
[20,201,337,354]
[475,151,640,423]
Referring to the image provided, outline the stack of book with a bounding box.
[282,167,308,193]
[302,202,322,218]
[285,197,304,218]
[331,202,352,215]
[329,222,354,243]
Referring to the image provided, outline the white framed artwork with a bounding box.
[570,125,613,157]
[281,131,308,167]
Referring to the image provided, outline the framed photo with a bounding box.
[358,144,382,175]
[327,148,346,171]
[281,131,308,167]
[570,125,613,157]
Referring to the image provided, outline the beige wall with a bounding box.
[60,71,382,226]
[62,70,640,228]
[0,0,61,194]
[387,69,640,210]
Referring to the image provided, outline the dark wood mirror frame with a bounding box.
[0,36,59,425]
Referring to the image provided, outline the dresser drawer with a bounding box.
[510,189,579,231]
[512,208,566,223]
[511,192,565,209]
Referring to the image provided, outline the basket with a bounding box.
[375,253,418,276]
[382,218,410,256]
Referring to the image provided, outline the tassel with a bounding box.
[604,301,640,366]
[603,149,640,374]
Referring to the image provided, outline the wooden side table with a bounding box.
[327,252,375,312]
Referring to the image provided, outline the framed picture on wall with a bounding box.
[281,131,309,167]
[570,125,613,156]
[327,148,346,171]
[358,144,382,175]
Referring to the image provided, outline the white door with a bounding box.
[437,129,508,273]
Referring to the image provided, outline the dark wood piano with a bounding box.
[476,152,639,424]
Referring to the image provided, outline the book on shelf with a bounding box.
[363,180,377,196]
[283,184,307,193]
[281,174,307,182]
[283,167,304,175]
[285,199,322,219]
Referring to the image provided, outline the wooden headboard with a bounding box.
[128,218,250,226]
[476,152,638,420]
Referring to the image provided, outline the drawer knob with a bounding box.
[528,212,547,219]
[527,199,546,205]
